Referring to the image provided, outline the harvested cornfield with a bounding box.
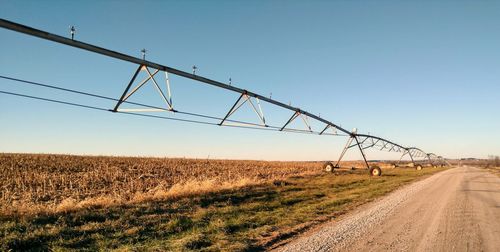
[0,153,327,215]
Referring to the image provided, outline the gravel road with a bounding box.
[275,167,500,252]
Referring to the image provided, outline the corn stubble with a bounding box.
[0,153,322,215]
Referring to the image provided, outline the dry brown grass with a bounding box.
[0,153,329,215]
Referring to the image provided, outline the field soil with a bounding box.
[277,166,500,251]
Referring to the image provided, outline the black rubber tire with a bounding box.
[323,162,335,172]
[416,165,423,171]
[369,166,382,176]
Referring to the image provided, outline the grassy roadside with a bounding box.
[485,167,500,177]
[0,167,446,251]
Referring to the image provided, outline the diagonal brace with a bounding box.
[113,64,142,112]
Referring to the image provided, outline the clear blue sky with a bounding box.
[1,1,499,160]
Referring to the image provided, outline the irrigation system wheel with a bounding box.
[324,162,335,172]
[416,165,423,171]
[369,166,382,176]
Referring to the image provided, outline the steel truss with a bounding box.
[0,18,448,173]
[393,147,429,169]
[113,65,174,113]
[219,91,267,127]
[333,132,408,170]
[426,153,449,167]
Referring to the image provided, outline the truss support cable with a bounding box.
[1,73,434,163]
[0,90,109,112]
[0,75,270,130]
[0,88,352,137]
[0,18,443,161]
[0,18,351,135]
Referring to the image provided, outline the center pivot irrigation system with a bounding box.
[0,19,448,176]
